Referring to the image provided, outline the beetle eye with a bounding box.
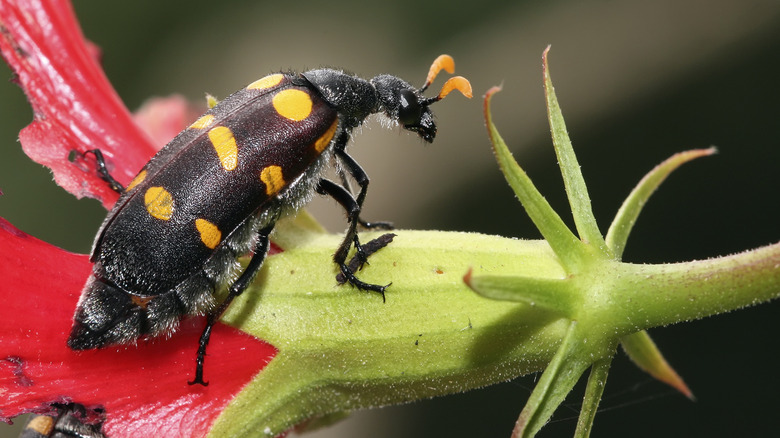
[398,89,423,126]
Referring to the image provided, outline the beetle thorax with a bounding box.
[301,69,379,129]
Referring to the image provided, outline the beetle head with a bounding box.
[371,55,472,143]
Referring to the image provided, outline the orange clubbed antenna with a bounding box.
[421,54,456,92]
[421,54,472,103]
[436,76,472,100]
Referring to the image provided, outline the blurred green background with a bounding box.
[1,0,779,436]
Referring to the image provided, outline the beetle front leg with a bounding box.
[336,167,393,231]
[333,138,393,231]
[82,149,125,194]
[358,217,394,231]
[316,178,389,301]
[189,222,275,386]
[332,140,370,260]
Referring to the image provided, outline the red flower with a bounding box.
[0,0,277,435]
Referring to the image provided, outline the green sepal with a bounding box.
[466,271,576,318]
[621,331,693,399]
[206,49,780,437]
[606,148,717,257]
[513,321,591,438]
[574,358,612,438]
[484,86,586,271]
[542,47,608,256]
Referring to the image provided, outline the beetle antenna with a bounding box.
[420,54,456,93]
[423,76,473,105]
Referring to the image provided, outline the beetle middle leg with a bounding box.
[189,222,275,386]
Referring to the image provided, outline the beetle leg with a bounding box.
[336,233,396,285]
[332,142,370,249]
[337,166,351,192]
[82,149,125,194]
[316,178,389,301]
[358,218,394,230]
[332,143,394,282]
[316,178,367,263]
[189,222,275,386]
[335,147,393,231]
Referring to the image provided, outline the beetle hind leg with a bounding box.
[189,222,275,386]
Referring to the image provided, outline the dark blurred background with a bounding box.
[1,0,779,436]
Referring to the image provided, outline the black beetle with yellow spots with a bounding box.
[67,55,472,385]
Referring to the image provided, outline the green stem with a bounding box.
[602,241,780,332]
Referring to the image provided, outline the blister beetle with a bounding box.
[68,55,472,385]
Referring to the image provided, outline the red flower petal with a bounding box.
[0,0,159,208]
[1,2,282,434]
[133,95,204,149]
[0,218,278,436]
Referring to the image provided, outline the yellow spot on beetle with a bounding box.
[208,126,239,171]
[314,119,339,153]
[144,186,174,220]
[260,165,285,195]
[189,114,214,129]
[272,89,312,121]
[247,73,284,90]
[126,169,147,191]
[195,218,222,249]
